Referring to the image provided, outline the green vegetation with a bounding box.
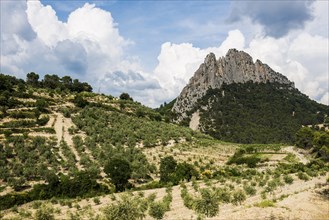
[227,146,273,168]
[255,200,275,208]
[295,127,329,161]
[194,189,220,217]
[104,158,132,192]
[192,82,328,144]
[34,204,55,220]
[160,156,199,184]
[1,72,328,218]
[102,195,146,220]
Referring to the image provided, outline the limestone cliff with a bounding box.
[172,49,294,121]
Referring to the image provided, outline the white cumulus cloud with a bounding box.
[1,0,327,107]
[152,30,245,105]
[1,0,139,92]
[151,1,328,106]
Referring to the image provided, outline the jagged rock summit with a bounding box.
[172,49,294,120]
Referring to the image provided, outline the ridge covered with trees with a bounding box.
[167,81,329,144]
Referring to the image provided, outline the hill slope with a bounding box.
[189,82,328,144]
[170,49,329,144]
[0,73,328,219]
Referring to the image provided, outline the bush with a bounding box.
[295,127,314,149]
[232,189,246,205]
[93,197,101,205]
[102,195,145,220]
[227,152,262,168]
[175,162,199,182]
[194,189,219,217]
[297,172,310,181]
[283,175,294,184]
[34,204,55,220]
[243,185,256,196]
[255,200,275,208]
[37,115,49,126]
[104,158,132,192]
[148,202,165,220]
[215,187,231,203]
[160,156,177,183]
[73,95,88,108]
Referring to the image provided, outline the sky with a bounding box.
[1,0,328,107]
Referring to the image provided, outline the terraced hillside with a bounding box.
[0,73,328,219]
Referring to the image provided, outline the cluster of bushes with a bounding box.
[8,110,35,119]
[227,148,268,168]
[73,107,194,148]
[180,182,248,218]
[295,127,329,161]
[160,156,199,185]
[103,188,172,220]
[0,136,60,184]
[0,170,109,210]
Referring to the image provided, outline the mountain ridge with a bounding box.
[172,49,294,121]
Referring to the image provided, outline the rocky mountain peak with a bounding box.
[172,49,294,121]
[204,52,217,64]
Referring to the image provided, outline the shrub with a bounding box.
[243,185,256,196]
[93,197,101,205]
[232,189,246,205]
[283,175,294,184]
[34,204,55,220]
[297,172,310,181]
[104,158,132,192]
[175,162,199,182]
[102,195,145,220]
[37,115,49,126]
[255,200,275,208]
[194,189,219,217]
[215,187,231,203]
[148,202,165,220]
[159,156,177,183]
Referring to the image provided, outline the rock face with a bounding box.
[172,49,294,121]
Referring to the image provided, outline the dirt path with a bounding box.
[283,146,309,164]
[54,112,82,169]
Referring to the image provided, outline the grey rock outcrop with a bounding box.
[172,49,294,121]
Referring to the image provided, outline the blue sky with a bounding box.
[44,0,232,71]
[1,0,328,107]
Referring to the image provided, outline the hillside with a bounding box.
[188,82,328,144]
[0,73,328,219]
[169,49,329,144]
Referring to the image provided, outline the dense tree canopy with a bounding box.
[191,82,329,144]
[104,158,132,191]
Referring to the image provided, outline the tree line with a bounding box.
[0,72,92,93]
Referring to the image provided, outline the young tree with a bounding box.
[35,98,48,112]
[26,72,39,87]
[149,202,165,220]
[159,156,177,183]
[295,127,314,148]
[34,204,55,220]
[103,195,145,220]
[104,158,132,192]
[42,74,60,89]
[175,162,198,182]
[194,189,219,217]
[73,95,88,108]
[119,93,133,101]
